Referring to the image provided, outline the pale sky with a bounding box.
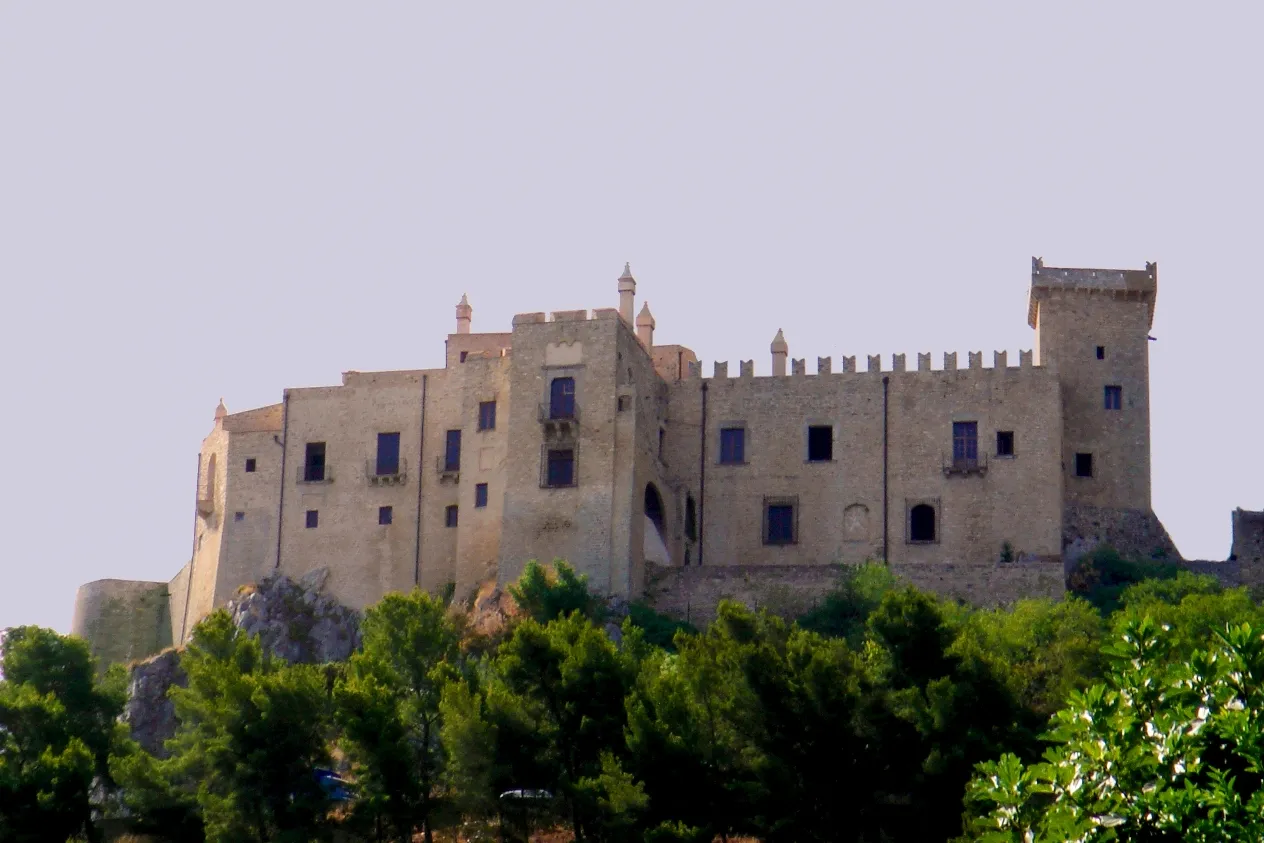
[1,4,1260,633]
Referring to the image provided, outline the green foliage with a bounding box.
[0,625,123,842]
[795,561,899,645]
[626,602,695,651]
[1068,544,1184,614]
[964,618,1264,841]
[509,559,600,624]
[335,589,460,843]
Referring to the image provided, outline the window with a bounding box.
[445,505,459,527]
[952,422,979,463]
[234,511,245,522]
[378,505,393,525]
[478,401,497,431]
[1104,385,1122,410]
[719,427,745,464]
[1096,346,1105,360]
[303,442,326,482]
[546,448,575,487]
[305,509,319,529]
[618,395,632,412]
[475,483,488,507]
[685,495,697,541]
[996,431,1015,457]
[245,458,256,473]
[550,377,576,419]
[764,498,797,545]
[1075,453,1093,478]
[444,430,461,472]
[376,432,401,475]
[807,425,833,462]
[459,351,469,362]
[909,504,936,542]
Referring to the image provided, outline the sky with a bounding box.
[1,3,1260,633]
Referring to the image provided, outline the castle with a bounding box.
[72,258,1264,664]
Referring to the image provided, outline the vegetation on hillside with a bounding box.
[4,551,1263,842]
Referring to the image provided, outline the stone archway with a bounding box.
[644,482,671,566]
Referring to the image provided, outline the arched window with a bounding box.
[550,377,575,419]
[910,504,936,543]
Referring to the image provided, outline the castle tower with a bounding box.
[618,263,636,324]
[636,302,655,347]
[770,329,788,376]
[1029,258,1157,511]
[456,294,473,334]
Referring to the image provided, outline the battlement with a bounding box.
[1028,256,1158,328]
[511,307,623,326]
[689,349,1041,380]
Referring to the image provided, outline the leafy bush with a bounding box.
[509,559,599,623]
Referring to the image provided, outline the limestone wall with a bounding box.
[1063,504,1181,563]
[71,579,172,668]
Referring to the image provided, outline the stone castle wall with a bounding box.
[71,579,172,669]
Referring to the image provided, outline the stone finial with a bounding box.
[636,302,655,347]
[455,294,473,334]
[770,329,788,376]
[214,398,228,421]
[618,262,636,323]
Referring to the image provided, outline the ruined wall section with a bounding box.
[71,579,172,668]
[1063,503,1181,565]
[1231,509,1264,589]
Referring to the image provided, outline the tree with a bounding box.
[796,561,899,645]
[965,618,1264,841]
[0,626,123,843]
[164,610,333,843]
[335,589,460,843]
[509,560,599,624]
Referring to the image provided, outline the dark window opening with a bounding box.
[645,484,665,537]
[305,509,319,529]
[245,458,256,473]
[807,425,833,462]
[1104,385,1122,410]
[445,505,458,527]
[234,511,245,522]
[996,431,1015,457]
[475,483,489,507]
[478,401,497,431]
[1096,346,1105,360]
[685,495,697,541]
[910,504,936,542]
[1075,453,1093,478]
[459,351,469,362]
[618,395,631,412]
[379,506,393,525]
[550,377,576,419]
[444,430,462,472]
[952,422,979,466]
[719,427,745,464]
[765,501,796,545]
[546,449,575,487]
[376,432,401,475]
[304,443,326,482]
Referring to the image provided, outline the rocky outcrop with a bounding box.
[122,649,186,757]
[225,568,361,664]
[1063,505,1181,565]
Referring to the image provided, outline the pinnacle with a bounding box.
[214,398,228,420]
[636,301,655,325]
[458,293,470,307]
[619,262,634,280]
[771,328,788,353]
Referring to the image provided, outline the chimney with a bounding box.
[455,294,472,334]
[618,263,636,324]
[771,329,788,376]
[636,302,655,347]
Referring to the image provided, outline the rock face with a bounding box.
[123,568,360,755]
[123,649,186,757]
[225,568,361,664]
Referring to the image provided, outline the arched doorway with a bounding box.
[643,483,670,566]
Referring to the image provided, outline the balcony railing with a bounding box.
[537,402,581,423]
[365,458,408,486]
[539,402,581,441]
[942,452,988,477]
[297,465,334,484]
[436,455,460,481]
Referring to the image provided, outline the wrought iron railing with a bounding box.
[537,401,581,423]
[942,452,988,476]
[297,465,333,484]
[365,458,407,485]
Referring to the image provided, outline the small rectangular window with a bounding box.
[617,395,632,412]
[444,430,462,472]
[475,483,489,507]
[1075,453,1093,478]
[379,505,393,525]
[478,401,497,431]
[1096,346,1105,360]
[952,422,979,462]
[376,432,401,475]
[234,511,245,522]
[459,350,469,362]
[305,509,319,529]
[550,377,576,419]
[719,427,745,464]
[1104,385,1122,410]
[764,499,797,545]
[546,449,575,487]
[996,431,1015,457]
[245,458,256,473]
[304,443,326,482]
[807,426,833,462]
[445,504,459,527]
